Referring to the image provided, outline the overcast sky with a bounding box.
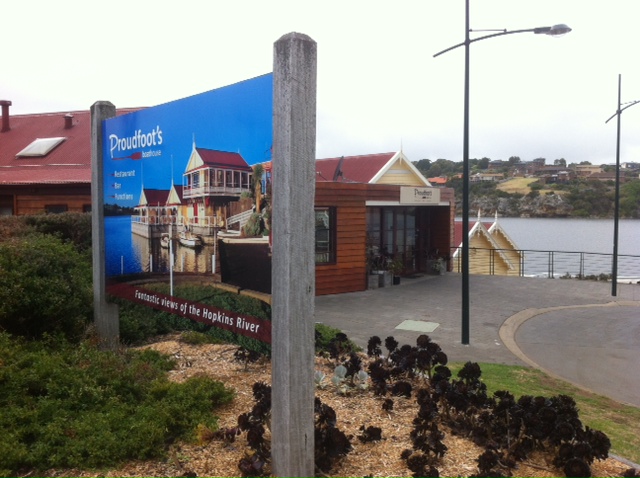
[4,0,640,165]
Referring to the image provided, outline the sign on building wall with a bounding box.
[102,74,273,342]
[400,186,441,205]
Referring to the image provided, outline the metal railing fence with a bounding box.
[449,247,640,281]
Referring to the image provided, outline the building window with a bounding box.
[0,195,13,215]
[45,204,68,214]
[315,207,335,264]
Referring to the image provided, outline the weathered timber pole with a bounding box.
[271,32,317,477]
[91,101,120,349]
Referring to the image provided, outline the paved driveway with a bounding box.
[510,303,640,407]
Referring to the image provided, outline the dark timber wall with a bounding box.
[315,182,370,295]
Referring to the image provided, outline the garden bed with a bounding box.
[44,335,633,477]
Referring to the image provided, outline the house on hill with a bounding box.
[427,176,448,186]
[452,212,523,276]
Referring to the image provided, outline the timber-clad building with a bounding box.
[311,152,455,295]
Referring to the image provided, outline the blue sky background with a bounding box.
[102,73,272,208]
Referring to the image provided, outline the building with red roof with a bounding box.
[0,101,138,215]
[315,151,431,186]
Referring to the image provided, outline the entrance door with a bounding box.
[366,207,419,275]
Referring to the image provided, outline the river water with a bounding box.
[105,216,217,277]
[470,217,640,280]
[494,217,639,256]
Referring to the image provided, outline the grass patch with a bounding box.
[450,362,640,464]
[497,177,538,194]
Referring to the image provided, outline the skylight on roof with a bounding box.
[16,137,66,157]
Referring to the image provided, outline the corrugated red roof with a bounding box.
[196,148,252,171]
[315,153,395,183]
[0,107,140,186]
[0,164,90,184]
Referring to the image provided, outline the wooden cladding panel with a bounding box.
[314,182,454,294]
[315,183,368,295]
[16,194,91,215]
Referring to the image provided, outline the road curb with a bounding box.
[499,301,640,402]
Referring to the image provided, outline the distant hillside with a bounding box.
[447,177,640,218]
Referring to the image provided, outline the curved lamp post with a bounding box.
[434,0,571,345]
[605,74,640,297]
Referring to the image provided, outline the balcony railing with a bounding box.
[132,215,224,228]
[182,184,250,199]
[449,247,640,281]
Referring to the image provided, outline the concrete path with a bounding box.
[315,273,640,406]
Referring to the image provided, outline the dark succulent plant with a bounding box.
[328,332,351,359]
[391,380,413,398]
[475,449,502,475]
[367,335,382,357]
[358,425,383,443]
[384,336,399,355]
[212,426,241,444]
[382,398,394,412]
[623,468,640,477]
[238,454,267,477]
[563,457,592,478]
[229,331,613,478]
[314,397,353,473]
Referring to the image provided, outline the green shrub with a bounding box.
[0,234,92,340]
[315,323,360,354]
[0,333,234,474]
[22,212,92,252]
[242,212,265,237]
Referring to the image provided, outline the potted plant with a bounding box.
[387,258,403,285]
[367,250,384,289]
[431,257,445,275]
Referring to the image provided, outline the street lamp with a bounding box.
[434,0,571,345]
[605,74,640,297]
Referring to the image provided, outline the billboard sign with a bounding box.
[102,74,273,342]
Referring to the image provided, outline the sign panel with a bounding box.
[400,186,441,205]
[102,74,273,342]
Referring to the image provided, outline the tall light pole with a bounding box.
[605,74,640,297]
[434,0,571,345]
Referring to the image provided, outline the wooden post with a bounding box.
[91,101,120,349]
[271,32,317,477]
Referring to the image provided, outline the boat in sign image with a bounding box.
[179,230,203,248]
